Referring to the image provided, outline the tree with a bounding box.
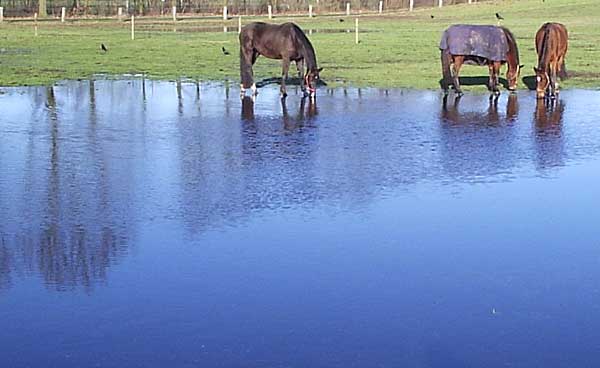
[38,0,48,17]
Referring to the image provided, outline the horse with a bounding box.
[534,23,568,99]
[440,25,523,95]
[239,22,323,98]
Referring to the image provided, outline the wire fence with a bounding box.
[0,0,478,17]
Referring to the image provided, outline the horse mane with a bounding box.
[537,23,551,71]
[501,27,520,65]
[290,23,318,71]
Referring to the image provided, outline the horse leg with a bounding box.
[452,56,464,96]
[281,58,290,97]
[493,62,501,94]
[558,56,568,80]
[487,62,500,94]
[440,51,453,95]
[487,64,495,92]
[250,51,259,95]
[296,59,306,94]
[549,62,558,99]
[239,37,256,96]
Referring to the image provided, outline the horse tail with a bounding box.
[440,50,452,92]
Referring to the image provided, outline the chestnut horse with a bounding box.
[440,25,522,95]
[239,22,322,98]
[534,23,568,99]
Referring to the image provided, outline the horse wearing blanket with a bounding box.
[440,24,522,95]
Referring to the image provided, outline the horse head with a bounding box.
[304,67,323,98]
[533,66,550,99]
[507,64,523,91]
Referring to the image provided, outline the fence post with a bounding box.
[118,7,123,20]
[268,5,272,19]
[61,7,66,22]
[223,6,227,20]
[126,0,129,11]
[238,15,242,34]
[355,18,359,44]
[34,12,38,36]
[378,1,382,14]
[309,4,313,18]
[409,0,414,12]
[438,0,442,8]
[172,6,176,21]
[131,15,135,40]
[468,0,472,3]
[346,2,350,15]
[0,7,4,23]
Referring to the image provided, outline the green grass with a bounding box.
[0,0,599,90]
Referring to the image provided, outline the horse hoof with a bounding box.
[455,91,464,97]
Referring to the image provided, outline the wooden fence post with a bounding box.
[172,6,176,21]
[34,12,38,36]
[346,2,350,15]
[409,0,414,12]
[268,5,272,19]
[238,15,242,34]
[0,7,4,23]
[61,7,66,22]
[378,1,382,14]
[355,18,359,44]
[438,0,443,8]
[118,7,123,20]
[223,6,227,20]
[309,4,313,18]
[131,15,135,40]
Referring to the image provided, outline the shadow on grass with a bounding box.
[522,75,537,91]
[256,76,327,88]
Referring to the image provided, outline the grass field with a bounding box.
[0,0,599,89]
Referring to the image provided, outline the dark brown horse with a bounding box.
[239,22,322,98]
[534,22,568,99]
[440,25,522,95]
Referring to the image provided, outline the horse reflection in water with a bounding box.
[241,96,255,121]
[439,94,520,181]
[241,95,317,125]
[534,98,565,171]
[441,93,518,125]
[281,96,318,129]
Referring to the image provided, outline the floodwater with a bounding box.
[1,80,600,367]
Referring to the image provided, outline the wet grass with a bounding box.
[0,0,599,89]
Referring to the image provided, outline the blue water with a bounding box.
[1,81,600,367]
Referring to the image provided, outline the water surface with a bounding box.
[1,81,600,367]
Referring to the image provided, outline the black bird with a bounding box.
[221,46,230,55]
[430,15,435,19]
[339,18,345,22]
[495,12,504,21]
[101,43,108,52]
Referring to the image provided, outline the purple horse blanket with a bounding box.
[440,25,509,62]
